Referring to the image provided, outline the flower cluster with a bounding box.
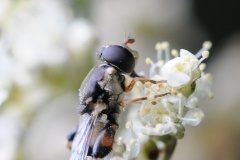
[138,41,213,138]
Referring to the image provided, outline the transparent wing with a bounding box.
[70,102,105,160]
[70,113,95,160]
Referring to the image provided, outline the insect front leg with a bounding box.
[121,92,170,108]
[124,77,167,92]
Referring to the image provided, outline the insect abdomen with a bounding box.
[92,123,118,158]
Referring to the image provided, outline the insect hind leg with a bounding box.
[92,122,118,158]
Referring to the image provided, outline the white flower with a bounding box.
[189,72,213,99]
[181,108,204,126]
[161,49,201,88]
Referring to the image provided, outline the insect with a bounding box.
[67,37,166,160]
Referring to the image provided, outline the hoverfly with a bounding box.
[67,37,167,160]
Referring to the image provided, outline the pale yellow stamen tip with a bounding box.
[194,113,200,118]
[155,86,161,92]
[117,137,123,145]
[175,62,184,72]
[148,94,155,101]
[125,121,132,129]
[162,83,168,88]
[190,58,199,65]
[208,93,214,99]
[202,41,212,50]
[145,90,150,95]
[177,93,183,98]
[145,82,152,88]
[202,51,209,59]
[184,55,190,62]
[151,101,157,105]
[141,107,151,116]
[130,138,137,145]
[205,73,212,79]
[157,60,165,67]
[171,88,177,94]
[190,97,198,104]
[171,49,178,57]
[155,42,162,50]
[136,81,143,87]
[199,63,206,71]
[146,58,152,65]
[161,41,169,49]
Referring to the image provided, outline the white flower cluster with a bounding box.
[138,41,213,138]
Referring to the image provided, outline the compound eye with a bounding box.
[100,45,135,74]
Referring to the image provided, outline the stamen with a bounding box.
[199,63,206,71]
[177,93,184,98]
[194,112,200,118]
[161,41,169,50]
[202,41,212,50]
[145,82,152,88]
[202,51,209,59]
[208,93,214,99]
[136,81,143,87]
[175,62,184,72]
[205,73,212,79]
[155,86,161,92]
[184,55,190,62]
[155,42,162,51]
[157,60,165,67]
[145,90,150,95]
[140,107,151,116]
[171,49,178,57]
[190,58,199,65]
[190,97,198,105]
[147,94,155,101]
[198,51,210,64]
[117,137,123,145]
[162,41,170,62]
[151,101,157,105]
[130,138,137,145]
[125,121,132,129]
[145,58,152,65]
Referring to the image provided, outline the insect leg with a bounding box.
[125,77,167,92]
[122,92,170,108]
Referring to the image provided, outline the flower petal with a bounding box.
[181,108,204,126]
[167,72,190,87]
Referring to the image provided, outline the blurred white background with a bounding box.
[0,0,240,160]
